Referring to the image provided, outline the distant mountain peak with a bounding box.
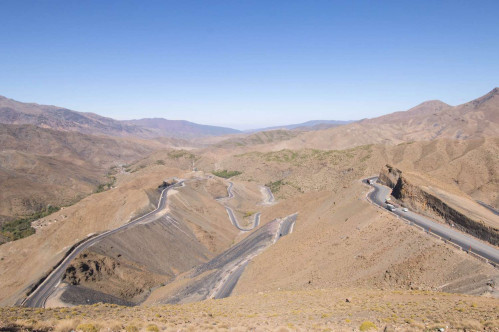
[419,99,448,106]
[468,87,499,108]
[487,87,499,97]
[404,99,450,115]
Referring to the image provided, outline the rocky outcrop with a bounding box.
[63,252,163,303]
[379,165,499,246]
[61,213,212,304]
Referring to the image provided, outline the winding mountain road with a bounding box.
[221,181,261,231]
[160,213,298,304]
[366,177,499,265]
[23,181,183,308]
[260,186,275,205]
[212,213,297,299]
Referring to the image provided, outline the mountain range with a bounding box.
[2,88,498,144]
[0,95,356,139]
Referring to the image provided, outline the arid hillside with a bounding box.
[0,95,153,138]
[379,164,498,246]
[215,88,499,152]
[195,137,498,210]
[214,129,301,150]
[0,123,169,224]
[0,164,188,305]
[379,137,499,207]
[51,176,240,306]
[124,118,241,139]
[233,182,497,297]
[0,95,241,139]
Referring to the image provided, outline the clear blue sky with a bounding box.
[1,1,498,129]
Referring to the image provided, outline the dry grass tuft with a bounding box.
[76,323,99,332]
[359,321,377,331]
[452,319,483,330]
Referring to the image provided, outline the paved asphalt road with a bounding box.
[276,213,297,240]
[477,201,499,216]
[223,181,259,231]
[23,181,182,308]
[225,207,260,231]
[366,177,499,265]
[213,213,297,299]
[213,261,249,299]
[161,213,297,304]
[261,186,275,204]
[226,181,234,198]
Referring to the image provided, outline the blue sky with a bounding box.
[1,1,498,129]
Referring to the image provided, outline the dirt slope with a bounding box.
[379,165,498,245]
[379,138,499,207]
[37,175,242,306]
[233,182,498,299]
[0,124,172,223]
[0,166,186,305]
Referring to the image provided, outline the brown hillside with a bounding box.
[0,124,167,222]
[225,88,499,151]
[0,95,153,138]
[0,165,187,305]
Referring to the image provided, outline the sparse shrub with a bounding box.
[265,180,284,193]
[484,319,499,328]
[212,170,242,179]
[453,319,483,330]
[125,325,139,332]
[168,150,196,160]
[1,205,60,242]
[359,321,377,331]
[146,324,159,332]
[76,323,98,332]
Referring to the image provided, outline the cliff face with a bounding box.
[379,165,499,246]
[378,165,401,189]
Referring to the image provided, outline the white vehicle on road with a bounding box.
[402,208,408,212]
